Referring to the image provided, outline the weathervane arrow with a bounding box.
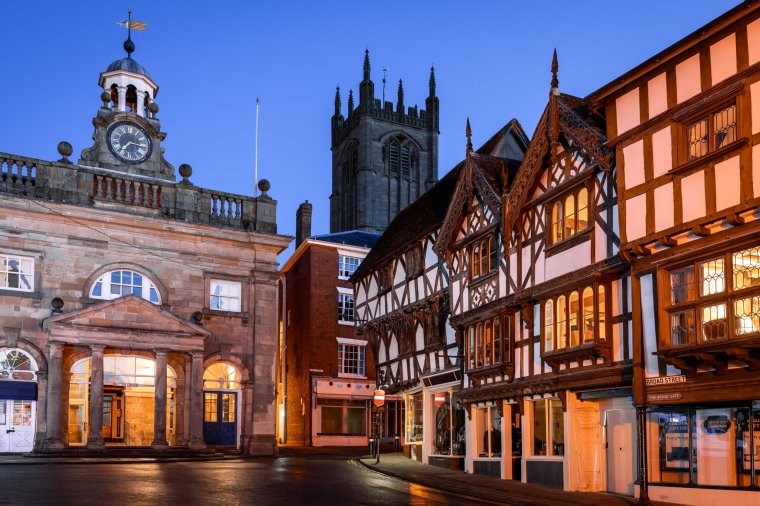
[116,9,147,31]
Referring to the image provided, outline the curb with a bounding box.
[0,454,235,465]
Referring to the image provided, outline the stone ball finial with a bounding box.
[57,141,73,164]
[258,179,271,193]
[100,90,111,107]
[124,37,135,56]
[178,163,192,182]
[51,297,64,314]
[147,101,159,114]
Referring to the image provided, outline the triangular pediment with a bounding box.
[504,94,614,237]
[44,295,211,338]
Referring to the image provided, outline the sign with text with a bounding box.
[645,375,686,386]
[647,392,683,402]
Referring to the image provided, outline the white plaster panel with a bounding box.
[533,342,541,377]
[509,252,518,290]
[612,204,620,256]
[654,183,674,232]
[544,240,591,280]
[498,270,506,298]
[755,144,760,198]
[625,193,647,241]
[676,54,701,103]
[533,303,540,337]
[534,250,545,286]
[521,246,531,287]
[623,140,645,189]
[651,126,672,178]
[752,81,760,135]
[647,72,668,119]
[709,33,737,85]
[615,87,641,134]
[515,347,522,379]
[749,17,760,66]
[680,170,705,223]
[594,221,606,263]
[714,155,741,212]
[640,273,660,377]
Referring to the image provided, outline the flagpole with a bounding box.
[254,98,260,197]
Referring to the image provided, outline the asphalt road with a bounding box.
[0,451,498,505]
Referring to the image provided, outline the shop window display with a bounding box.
[431,391,466,456]
[647,403,760,488]
[406,392,423,443]
[476,405,502,458]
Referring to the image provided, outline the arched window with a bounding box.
[564,195,576,238]
[569,291,580,347]
[384,135,418,179]
[0,349,37,381]
[557,295,567,349]
[582,287,595,344]
[493,317,501,364]
[203,362,241,390]
[544,300,554,352]
[551,201,563,243]
[548,186,591,245]
[109,84,118,109]
[125,84,137,112]
[90,269,161,304]
[598,285,606,341]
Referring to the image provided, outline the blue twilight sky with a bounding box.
[0,1,739,262]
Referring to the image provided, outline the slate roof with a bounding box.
[105,57,151,79]
[310,230,381,249]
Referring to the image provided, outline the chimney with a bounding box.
[296,200,313,249]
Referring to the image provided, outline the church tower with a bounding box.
[330,50,439,233]
[78,25,174,180]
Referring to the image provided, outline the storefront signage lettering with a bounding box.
[105,381,139,387]
[742,414,760,471]
[647,392,683,402]
[645,375,686,386]
[702,415,731,434]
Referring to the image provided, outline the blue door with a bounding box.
[203,392,237,446]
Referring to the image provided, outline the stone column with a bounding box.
[151,350,169,449]
[136,91,146,117]
[43,341,65,450]
[636,406,652,505]
[188,351,206,450]
[117,86,127,112]
[86,344,106,449]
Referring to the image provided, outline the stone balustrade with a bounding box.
[0,152,277,234]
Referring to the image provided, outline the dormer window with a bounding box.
[470,236,497,280]
[90,269,160,304]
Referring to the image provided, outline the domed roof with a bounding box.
[105,57,151,79]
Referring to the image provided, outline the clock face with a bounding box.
[107,121,153,164]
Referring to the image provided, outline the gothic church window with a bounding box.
[384,135,419,179]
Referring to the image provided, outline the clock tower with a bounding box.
[79,31,175,180]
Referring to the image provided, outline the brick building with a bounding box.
[0,32,289,455]
[278,202,379,446]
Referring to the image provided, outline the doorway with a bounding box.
[203,392,237,446]
[605,408,635,495]
[103,389,124,442]
[0,399,35,452]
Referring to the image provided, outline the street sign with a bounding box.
[434,392,446,407]
[373,389,385,407]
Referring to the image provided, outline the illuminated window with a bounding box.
[686,102,736,161]
[532,398,564,456]
[470,236,497,279]
[543,283,608,352]
[465,315,509,372]
[549,187,589,245]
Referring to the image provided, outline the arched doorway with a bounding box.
[203,362,241,446]
[68,356,176,446]
[0,349,38,452]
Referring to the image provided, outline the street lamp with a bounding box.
[372,370,387,464]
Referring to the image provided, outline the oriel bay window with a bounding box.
[543,283,607,353]
[686,101,737,161]
[466,315,510,371]
[470,235,497,279]
[549,186,589,245]
[664,244,760,348]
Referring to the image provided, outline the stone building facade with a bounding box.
[330,50,439,234]
[0,35,290,455]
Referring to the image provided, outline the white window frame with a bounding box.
[529,397,564,458]
[338,287,355,325]
[0,254,34,293]
[338,255,361,280]
[337,337,366,379]
[210,279,242,312]
[90,269,161,304]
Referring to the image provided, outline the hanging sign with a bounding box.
[702,415,731,435]
[373,389,385,407]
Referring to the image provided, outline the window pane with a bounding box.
[701,303,727,341]
[433,392,451,455]
[550,399,564,456]
[671,309,695,346]
[490,407,502,457]
[564,195,576,238]
[476,324,483,368]
[407,392,423,442]
[204,393,217,422]
[544,301,554,352]
[92,280,102,297]
[732,246,760,291]
[484,323,493,366]
[671,266,695,304]
[481,239,489,275]
[687,118,708,160]
[699,258,725,296]
[734,296,760,335]
[598,286,606,341]
[468,327,475,370]
[694,407,740,486]
[346,405,367,435]
[552,202,563,243]
[648,411,690,484]
[493,318,501,364]
[476,407,488,457]
[472,244,480,278]
[577,188,588,231]
[533,401,547,456]
[320,406,342,434]
[582,287,595,344]
[489,238,497,273]
[713,104,736,150]
[569,291,580,347]
[557,296,567,349]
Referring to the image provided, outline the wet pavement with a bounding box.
[0,447,682,505]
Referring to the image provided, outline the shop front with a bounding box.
[0,349,38,453]
[312,377,375,447]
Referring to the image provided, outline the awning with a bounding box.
[0,381,37,400]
